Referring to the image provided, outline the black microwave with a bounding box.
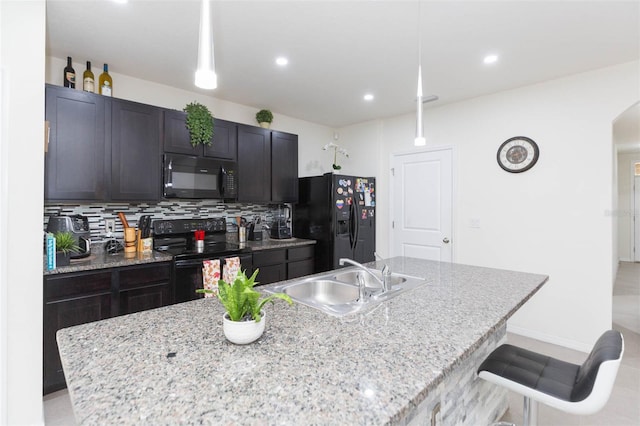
[163,154,237,200]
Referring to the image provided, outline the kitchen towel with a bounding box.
[223,257,241,284]
[202,259,221,297]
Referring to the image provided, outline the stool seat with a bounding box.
[478,330,623,424]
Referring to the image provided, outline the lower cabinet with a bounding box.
[43,262,171,394]
[252,245,314,285]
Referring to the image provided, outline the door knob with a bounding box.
[443,237,450,244]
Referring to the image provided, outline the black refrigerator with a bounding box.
[294,173,376,273]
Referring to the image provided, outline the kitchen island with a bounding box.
[57,257,547,425]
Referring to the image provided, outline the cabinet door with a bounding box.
[237,125,271,202]
[255,264,286,285]
[43,271,112,394]
[118,263,172,315]
[204,118,237,160]
[44,84,107,201]
[271,131,299,202]
[162,109,204,156]
[111,99,161,201]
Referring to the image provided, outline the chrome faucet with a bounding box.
[339,258,392,293]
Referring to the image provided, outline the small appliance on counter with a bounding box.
[247,216,263,241]
[269,204,292,239]
[46,214,91,259]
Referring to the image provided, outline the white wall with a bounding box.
[1,0,46,424]
[46,56,335,178]
[342,61,640,350]
[617,151,640,261]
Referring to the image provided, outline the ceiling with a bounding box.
[46,1,639,129]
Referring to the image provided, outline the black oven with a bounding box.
[153,218,252,304]
[163,154,237,200]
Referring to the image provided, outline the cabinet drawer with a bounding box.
[44,271,112,301]
[253,249,286,266]
[119,263,171,290]
[288,245,314,261]
[287,259,314,280]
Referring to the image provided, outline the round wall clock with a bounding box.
[497,136,539,173]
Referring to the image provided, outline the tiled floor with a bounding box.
[44,263,640,425]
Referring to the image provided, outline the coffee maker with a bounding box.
[46,215,92,259]
[270,204,292,239]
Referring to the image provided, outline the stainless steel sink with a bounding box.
[333,270,407,288]
[266,267,428,317]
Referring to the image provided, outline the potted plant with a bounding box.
[183,101,214,147]
[197,269,293,344]
[255,109,273,129]
[54,231,80,267]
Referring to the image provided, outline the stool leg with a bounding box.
[523,396,538,426]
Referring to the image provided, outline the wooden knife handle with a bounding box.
[117,212,130,229]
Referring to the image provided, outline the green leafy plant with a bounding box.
[255,109,273,124]
[54,231,80,254]
[183,101,214,147]
[197,269,293,322]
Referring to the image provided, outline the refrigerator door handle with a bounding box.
[349,201,356,250]
[353,202,360,252]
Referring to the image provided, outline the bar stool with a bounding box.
[477,330,623,426]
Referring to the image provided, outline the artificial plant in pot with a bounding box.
[197,269,293,344]
[184,101,214,147]
[255,109,273,129]
[54,231,80,267]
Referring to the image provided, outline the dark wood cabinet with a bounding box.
[111,99,162,201]
[43,262,171,394]
[163,110,237,161]
[237,125,298,203]
[45,84,108,201]
[117,263,172,315]
[271,131,299,203]
[252,245,314,285]
[43,270,112,394]
[237,125,272,202]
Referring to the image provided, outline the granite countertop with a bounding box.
[57,257,547,425]
[239,237,316,251]
[43,238,315,275]
[43,249,173,275]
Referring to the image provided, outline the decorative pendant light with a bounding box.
[414,1,425,146]
[195,0,217,90]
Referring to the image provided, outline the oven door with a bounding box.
[173,254,253,304]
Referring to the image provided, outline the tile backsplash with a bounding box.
[44,200,285,241]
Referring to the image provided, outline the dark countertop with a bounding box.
[57,257,548,425]
[43,238,316,275]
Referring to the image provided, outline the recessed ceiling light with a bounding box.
[483,54,498,65]
[363,93,374,101]
[275,57,288,66]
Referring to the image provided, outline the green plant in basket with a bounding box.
[197,269,293,322]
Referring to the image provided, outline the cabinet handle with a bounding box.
[443,237,450,244]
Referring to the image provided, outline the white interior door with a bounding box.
[634,175,640,262]
[391,148,453,261]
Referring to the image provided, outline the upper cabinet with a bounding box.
[237,125,298,203]
[162,110,237,161]
[271,131,299,203]
[45,85,298,203]
[45,85,108,201]
[111,99,161,201]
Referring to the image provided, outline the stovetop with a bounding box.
[152,217,250,260]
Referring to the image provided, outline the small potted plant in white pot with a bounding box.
[197,269,292,344]
[255,109,273,129]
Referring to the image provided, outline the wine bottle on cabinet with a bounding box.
[63,56,76,88]
[99,63,113,97]
[83,61,94,92]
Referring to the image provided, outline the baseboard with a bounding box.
[618,257,632,262]
[506,324,591,353]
